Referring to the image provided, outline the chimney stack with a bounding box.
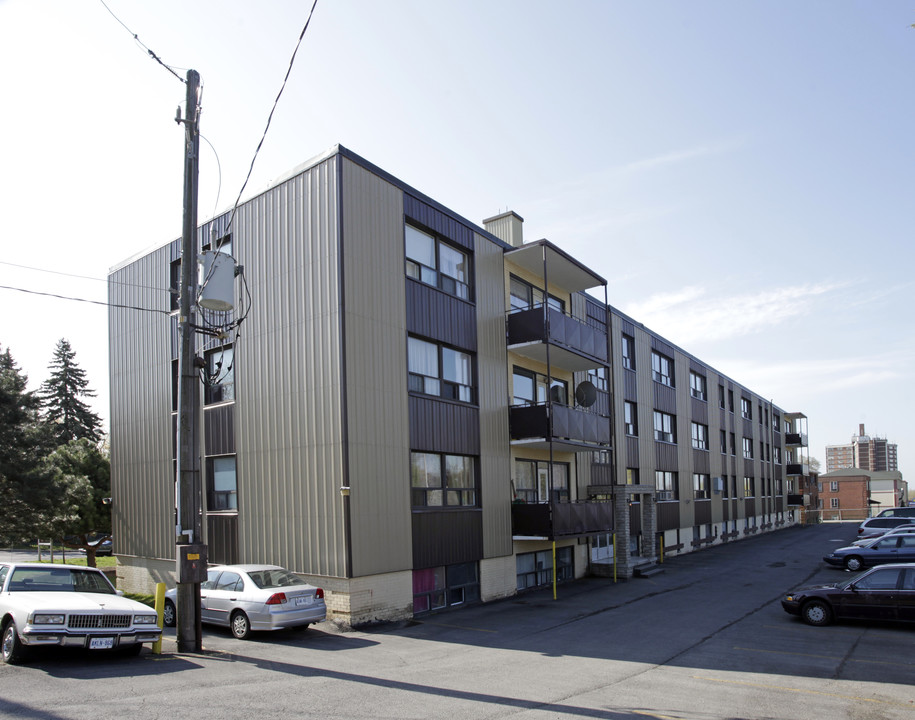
[483,210,524,247]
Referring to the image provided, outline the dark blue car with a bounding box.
[824,534,915,571]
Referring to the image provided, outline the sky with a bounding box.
[1,1,912,482]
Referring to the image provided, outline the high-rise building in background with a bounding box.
[826,424,898,473]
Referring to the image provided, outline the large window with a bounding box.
[411,452,477,508]
[624,401,638,436]
[405,223,470,300]
[206,456,237,511]
[588,366,608,392]
[654,410,676,443]
[512,367,568,406]
[741,397,752,420]
[651,351,674,387]
[656,471,678,500]
[742,437,754,459]
[514,460,569,503]
[690,372,707,401]
[408,337,474,403]
[204,345,235,405]
[412,562,480,614]
[621,334,636,370]
[691,422,708,450]
[516,547,573,590]
[693,473,710,500]
[509,275,565,314]
[744,476,756,497]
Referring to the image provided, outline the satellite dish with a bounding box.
[575,380,598,408]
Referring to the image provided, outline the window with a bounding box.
[653,411,676,443]
[690,372,707,401]
[206,456,237,511]
[588,366,608,392]
[656,471,678,500]
[621,335,636,370]
[772,412,781,432]
[830,481,838,492]
[624,401,638,436]
[691,422,708,450]
[592,450,611,464]
[742,437,753,459]
[411,452,477,507]
[509,275,564,314]
[728,390,734,413]
[408,337,474,403]
[413,562,480,614]
[720,430,727,455]
[693,473,710,500]
[744,476,755,497]
[730,433,737,456]
[774,446,781,464]
[405,223,470,300]
[626,468,640,485]
[204,345,235,405]
[741,397,752,420]
[651,351,674,387]
[513,459,569,503]
[516,547,573,590]
[170,259,181,312]
[830,498,840,509]
[512,367,567,406]
[719,384,726,409]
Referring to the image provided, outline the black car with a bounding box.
[782,563,915,626]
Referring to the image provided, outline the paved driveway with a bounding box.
[2,523,913,720]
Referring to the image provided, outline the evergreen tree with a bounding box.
[46,438,111,567]
[0,346,55,544]
[39,339,103,445]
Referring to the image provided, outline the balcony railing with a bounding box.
[786,463,810,476]
[507,306,607,371]
[785,432,808,447]
[511,500,614,539]
[510,402,611,451]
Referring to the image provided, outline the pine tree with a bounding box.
[39,339,103,446]
[0,346,55,544]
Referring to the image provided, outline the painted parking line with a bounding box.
[733,645,915,668]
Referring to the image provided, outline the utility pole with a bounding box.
[175,68,205,653]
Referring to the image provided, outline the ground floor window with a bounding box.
[413,562,480,614]
[516,546,573,591]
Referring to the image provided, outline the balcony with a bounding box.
[785,432,808,447]
[786,494,806,506]
[512,500,614,539]
[786,463,810,476]
[507,307,607,371]
[510,402,611,451]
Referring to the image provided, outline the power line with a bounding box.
[0,260,168,293]
[98,0,186,83]
[0,284,170,315]
[225,0,320,236]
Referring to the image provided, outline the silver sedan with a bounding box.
[164,564,326,639]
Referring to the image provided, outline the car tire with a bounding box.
[844,556,864,572]
[230,611,251,640]
[163,599,176,627]
[802,600,832,626]
[1,621,27,665]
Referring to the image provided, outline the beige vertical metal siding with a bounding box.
[233,156,348,577]
[108,247,176,561]
[340,158,414,577]
[474,232,513,558]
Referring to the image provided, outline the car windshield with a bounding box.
[7,567,116,594]
[246,568,306,589]
[840,570,871,589]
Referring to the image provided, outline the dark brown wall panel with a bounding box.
[626,436,640,467]
[409,395,480,455]
[694,499,712,525]
[412,510,483,568]
[204,404,235,456]
[207,513,239,565]
[657,502,679,531]
[655,442,679,471]
[406,280,477,351]
[623,369,638,401]
[653,383,677,414]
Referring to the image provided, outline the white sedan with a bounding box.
[164,564,326,639]
[0,562,161,664]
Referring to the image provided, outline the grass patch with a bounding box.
[124,592,156,608]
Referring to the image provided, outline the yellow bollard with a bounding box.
[153,583,165,654]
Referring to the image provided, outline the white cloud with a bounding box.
[620,282,846,345]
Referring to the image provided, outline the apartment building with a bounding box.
[826,424,899,473]
[108,145,807,624]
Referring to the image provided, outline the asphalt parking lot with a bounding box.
[2,522,914,720]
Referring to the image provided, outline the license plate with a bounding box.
[89,637,115,650]
[294,596,313,606]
